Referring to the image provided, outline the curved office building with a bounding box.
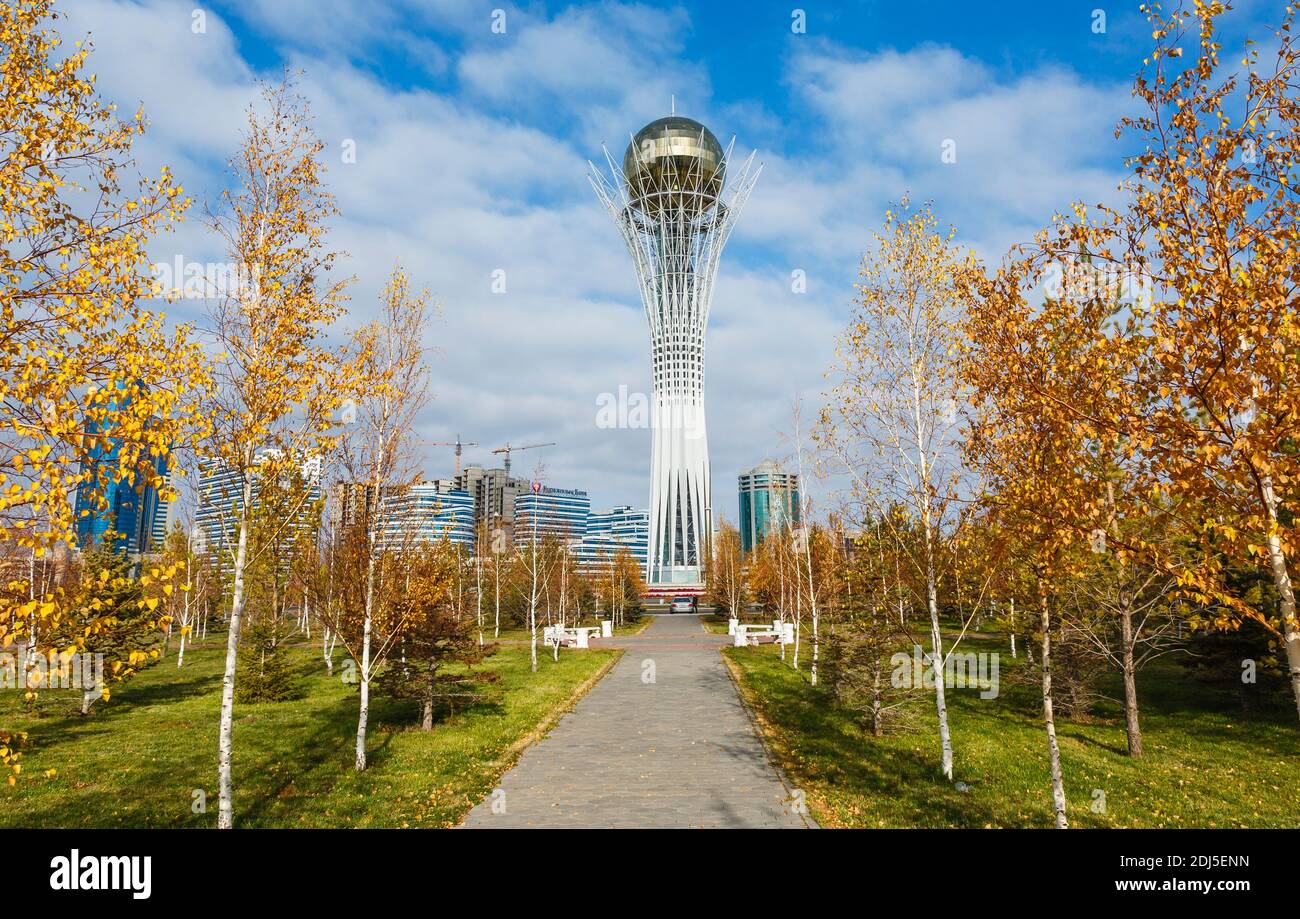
[513,485,591,543]
[376,483,476,551]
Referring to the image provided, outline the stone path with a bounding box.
[461,613,812,828]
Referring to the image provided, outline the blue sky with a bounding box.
[59,0,1285,520]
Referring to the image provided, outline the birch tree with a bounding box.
[985,2,1300,718]
[203,79,352,827]
[553,534,572,661]
[160,521,210,669]
[1063,546,1185,757]
[706,520,746,617]
[515,468,546,673]
[1035,572,1068,828]
[1110,3,1300,717]
[474,520,489,648]
[490,524,506,639]
[821,200,980,781]
[612,545,645,624]
[825,517,922,736]
[791,398,824,685]
[0,0,209,782]
[962,310,1085,827]
[335,263,433,770]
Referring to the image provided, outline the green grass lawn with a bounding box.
[725,635,1299,828]
[699,613,730,634]
[1,638,618,828]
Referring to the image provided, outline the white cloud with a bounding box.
[67,0,253,156]
[768,42,1135,269]
[790,44,988,133]
[458,4,691,101]
[56,0,1139,516]
[455,3,713,153]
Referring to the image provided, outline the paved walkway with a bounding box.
[461,614,811,828]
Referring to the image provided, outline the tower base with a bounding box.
[643,583,706,600]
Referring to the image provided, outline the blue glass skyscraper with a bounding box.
[72,410,170,556]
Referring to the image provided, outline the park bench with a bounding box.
[729,617,777,635]
[543,625,608,649]
[732,621,795,647]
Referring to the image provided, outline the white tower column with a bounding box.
[590,115,759,590]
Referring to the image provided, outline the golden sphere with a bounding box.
[622,116,725,214]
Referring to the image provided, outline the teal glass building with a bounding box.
[738,461,800,554]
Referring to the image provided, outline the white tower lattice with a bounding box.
[590,116,759,588]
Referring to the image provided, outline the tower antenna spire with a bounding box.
[671,94,675,115]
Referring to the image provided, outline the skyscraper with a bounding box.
[73,417,170,557]
[454,464,529,532]
[375,482,476,551]
[513,484,591,543]
[196,450,322,569]
[149,467,178,549]
[591,113,759,591]
[571,506,649,576]
[738,461,800,554]
[330,481,379,533]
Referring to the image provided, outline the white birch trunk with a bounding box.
[217,475,253,829]
[923,510,954,781]
[529,535,539,674]
[1009,596,1016,658]
[1039,583,1068,828]
[553,552,566,662]
[909,355,955,781]
[178,549,192,669]
[803,540,819,687]
[476,553,484,649]
[792,593,801,669]
[356,463,381,772]
[1259,473,1300,720]
[356,606,372,771]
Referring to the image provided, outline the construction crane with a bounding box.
[424,435,478,476]
[492,441,555,477]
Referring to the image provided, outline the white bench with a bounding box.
[729,617,784,636]
[543,625,606,649]
[733,621,795,647]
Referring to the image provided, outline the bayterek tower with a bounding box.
[590,113,759,591]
